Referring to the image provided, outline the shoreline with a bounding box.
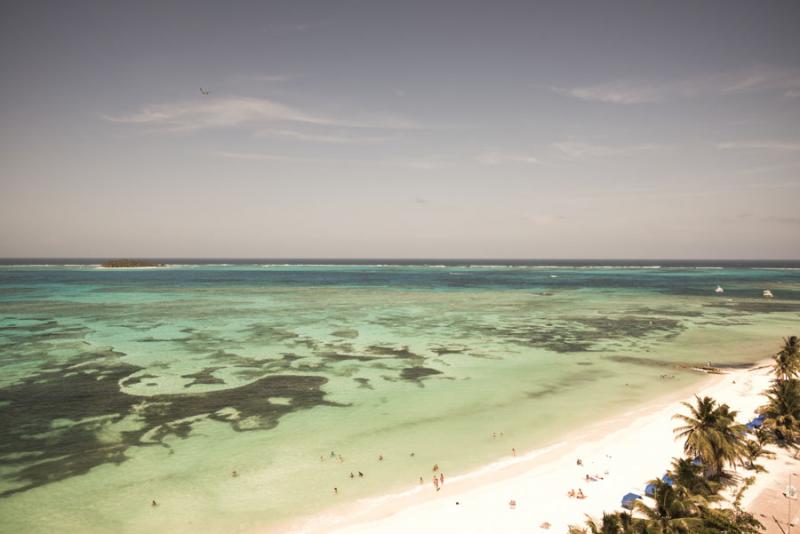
[270,359,774,534]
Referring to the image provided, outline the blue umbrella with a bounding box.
[644,483,656,497]
[621,492,642,510]
[747,415,765,429]
[662,474,674,485]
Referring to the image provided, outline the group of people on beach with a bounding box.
[321,450,346,463]
[431,463,445,491]
[566,488,586,499]
[327,439,516,498]
[332,451,433,495]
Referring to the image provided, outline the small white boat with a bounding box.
[715,285,724,294]
[763,289,774,298]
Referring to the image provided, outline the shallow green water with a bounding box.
[0,263,798,532]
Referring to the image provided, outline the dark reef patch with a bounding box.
[354,377,373,389]
[367,345,421,359]
[429,345,467,356]
[241,323,299,343]
[320,352,380,363]
[574,316,682,339]
[399,366,442,381]
[467,314,685,354]
[705,301,800,313]
[182,367,226,388]
[526,385,559,399]
[331,329,359,339]
[0,350,340,498]
[121,373,158,387]
[605,355,677,368]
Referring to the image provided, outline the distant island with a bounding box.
[100,259,165,268]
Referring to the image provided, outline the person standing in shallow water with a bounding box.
[433,475,440,491]
[440,472,444,486]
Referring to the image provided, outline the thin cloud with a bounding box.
[551,141,663,159]
[214,151,287,161]
[252,74,296,83]
[555,66,800,104]
[103,96,336,131]
[257,128,389,144]
[521,213,565,225]
[103,96,421,132]
[555,82,665,104]
[761,215,800,226]
[716,141,800,152]
[476,151,539,165]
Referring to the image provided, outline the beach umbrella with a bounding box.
[746,416,764,430]
[644,483,656,497]
[621,492,642,510]
[661,474,674,485]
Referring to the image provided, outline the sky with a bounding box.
[1,0,799,259]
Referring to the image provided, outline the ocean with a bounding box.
[1,260,798,532]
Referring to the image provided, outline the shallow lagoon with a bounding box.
[1,263,799,532]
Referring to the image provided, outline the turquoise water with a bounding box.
[1,262,799,532]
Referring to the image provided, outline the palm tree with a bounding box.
[669,457,718,497]
[759,378,800,449]
[782,336,800,360]
[673,396,747,479]
[568,512,643,534]
[743,438,775,472]
[698,506,764,533]
[633,479,703,532]
[773,336,800,382]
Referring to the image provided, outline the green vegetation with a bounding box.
[672,396,747,480]
[100,259,164,268]
[759,336,800,452]
[569,335,800,533]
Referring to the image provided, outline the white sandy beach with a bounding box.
[280,361,778,534]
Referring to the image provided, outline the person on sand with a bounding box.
[577,488,586,499]
[508,499,516,509]
[540,522,551,529]
[433,475,440,491]
[567,489,575,497]
[440,472,444,485]
[576,458,583,466]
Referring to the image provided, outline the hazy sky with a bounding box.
[1,1,799,259]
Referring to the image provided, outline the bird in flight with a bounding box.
[200,88,210,95]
